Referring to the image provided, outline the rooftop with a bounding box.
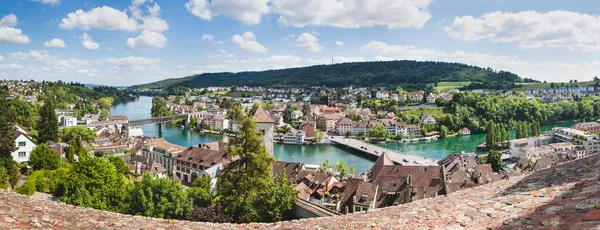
[0,154,599,229]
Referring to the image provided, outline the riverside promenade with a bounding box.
[329,136,438,166]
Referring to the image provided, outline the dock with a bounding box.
[329,137,438,166]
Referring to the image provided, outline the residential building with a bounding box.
[552,127,600,154]
[390,94,399,101]
[173,142,235,188]
[571,122,600,133]
[12,125,36,164]
[376,90,389,100]
[272,160,305,181]
[336,117,354,135]
[283,128,305,144]
[426,93,436,103]
[460,127,471,135]
[129,155,168,178]
[140,138,186,175]
[208,115,229,131]
[398,94,408,102]
[408,92,423,102]
[301,120,317,138]
[296,169,339,204]
[317,112,346,132]
[421,114,436,124]
[291,110,303,120]
[207,105,227,116]
[60,116,77,127]
[253,106,275,155]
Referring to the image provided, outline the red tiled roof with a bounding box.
[253,106,274,123]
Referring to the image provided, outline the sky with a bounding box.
[1,0,600,86]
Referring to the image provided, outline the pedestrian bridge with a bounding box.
[85,111,209,129]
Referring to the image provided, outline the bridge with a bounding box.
[329,136,438,166]
[85,111,209,132]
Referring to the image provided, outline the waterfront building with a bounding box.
[283,128,305,144]
[552,127,600,154]
[317,112,346,132]
[140,138,186,175]
[11,125,36,164]
[421,114,436,124]
[173,142,234,188]
[460,127,471,135]
[208,115,229,131]
[207,105,227,116]
[253,106,275,155]
[571,122,600,133]
[301,120,317,138]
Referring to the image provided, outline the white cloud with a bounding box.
[207,49,234,58]
[296,33,322,52]
[0,55,3,62]
[266,55,302,64]
[105,56,161,69]
[445,11,600,52]
[272,0,432,29]
[177,63,187,69]
[43,38,67,48]
[59,6,139,31]
[307,56,365,64]
[126,30,167,50]
[0,27,30,44]
[34,0,60,5]
[231,31,268,53]
[215,40,223,44]
[10,50,51,61]
[132,0,151,7]
[138,16,169,33]
[80,33,99,50]
[336,41,344,46]
[202,34,214,41]
[185,0,270,25]
[361,41,443,59]
[280,34,295,41]
[0,14,30,44]
[0,63,23,70]
[147,3,161,17]
[0,14,17,27]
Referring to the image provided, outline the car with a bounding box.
[375,150,379,154]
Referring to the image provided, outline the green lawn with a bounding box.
[429,81,472,92]
[205,90,229,97]
[401,107,446,118]
[225,91,263,97]
[513,81,594,91]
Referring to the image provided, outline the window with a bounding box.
[18,141,26,147]
[18,152,26,157]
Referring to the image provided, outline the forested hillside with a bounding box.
[131,60,536,90]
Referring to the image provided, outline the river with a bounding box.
[111,96,575,173]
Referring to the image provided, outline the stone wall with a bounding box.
[1,154,600,229]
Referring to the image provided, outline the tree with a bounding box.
[345,131,352,137]
[317,160,333,174]
[123,174,193,219]
[38,99,59,143]
[217,112,297,223]
[59,126,97,143]
[313,129,323,142]
[283,105,293,123]
[0,88,17,175]
[335,161,350,179]
[369,124,388,141]
[358,130,366,139]
[301,104,311,118]
[109,156,129,176]
[439,125,449,138]
[59,157,126,212]
[28,144,61,171]
[97,97,113,110]
[188,175,213,207]
[64,137,89,164]
[486,150,503,172]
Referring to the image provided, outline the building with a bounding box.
[173,142,234,188]
[390,94,399,101]
[336,117,354,135]
[460,128,471,135]
[408,92,423,102]
[207,105,227,116]
[571,122,600,133]
[283,128,305,144]
[11,125,36,164]
[60,116,77,127]
[272,160,305,181]
[301,120,317,138]
[552,127,600,154]
[125,127,144,138]
[140,138,186,175]
[253,106,275,155]
[421,114,436,124]
[291,110,303,120]
[208,115,229,131]
[376,90,389,100]
[317,112,346,132]
[426,93,437,103]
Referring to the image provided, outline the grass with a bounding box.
[205,90,229,97]
[428,81,472,92]
[225,91,263,97]
[512,81,595,91]
[401,107,446,118]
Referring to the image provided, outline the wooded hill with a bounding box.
[131,60,535,90]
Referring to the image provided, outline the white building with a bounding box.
[208,115,229,131]
[376,90,389,100]
[253,106,275,155]
[207,105,227,116]
[12,126,36,164]
[426,93,437,103]
[421,114,437,124]
[283,128,305,144]
[125,127,144,138]
[60,116,77,127]
[140,138,186,175]
[173,142,235,189]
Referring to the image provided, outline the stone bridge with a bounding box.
[85,111,209,132]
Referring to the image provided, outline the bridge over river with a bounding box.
[84,111,208,132]
[329,136,438,166]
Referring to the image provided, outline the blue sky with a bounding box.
[1,0,599,85]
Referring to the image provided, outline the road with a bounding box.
[329,136,438,166]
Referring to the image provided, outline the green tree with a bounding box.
[217,112,296,223]
[38,99,59,143]
[486,150,503,172]
[255,172,298,222]
[60,126,97,143]
[313,129,323,142]
[335,161,350,179]
[108,156,129,176]
[151,96,173,117]
[317,159,333,174]
[369,124,388,141]
[123,174,193,219]
[97,97,113,110]
[188,176,213,207]
[439,125,449,138]
[28,144,61,171]
[59,157,126,212]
